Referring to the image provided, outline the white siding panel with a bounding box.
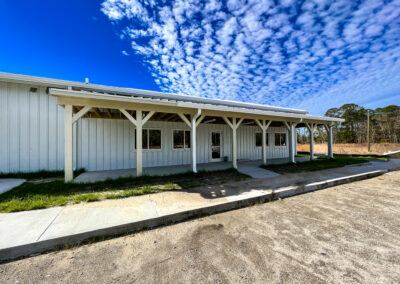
[19,86,29,172]
[0,82,8,172]
[8,83,20,172]
[0,82,64,173]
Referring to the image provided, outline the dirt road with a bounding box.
[1,171,399,283]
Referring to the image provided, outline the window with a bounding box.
[256,132,269,147]
[173,130,191,149]
[134,129,161,150]
[275,133,286,146]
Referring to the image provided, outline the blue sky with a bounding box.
[1,0,399,115]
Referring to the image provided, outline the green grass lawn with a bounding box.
[261,156,371,174]
[0,169,249,213]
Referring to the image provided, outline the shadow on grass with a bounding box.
[0,169,250,213]
[0,169,86,180]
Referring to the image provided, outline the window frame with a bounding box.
[172,129,191,150]
[274,132,287,147]
[133,128,162,151]
[255,132,269,147]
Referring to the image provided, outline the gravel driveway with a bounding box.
[1,171,399,283]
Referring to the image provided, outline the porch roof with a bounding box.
[50,88,344,124]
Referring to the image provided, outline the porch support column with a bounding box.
[179,110,205,173]
[284,121,296,164]
[64,105,73,182]
[64,105,92,182]
[324,124,334,159]
[223,117,244,169]
[254,119,271,165]
[136,110,143,176]
[306,123,316,161]
[289,123,297,163]
[120,109,154,177]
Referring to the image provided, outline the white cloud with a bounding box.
[121,50,129,56]
[101,0,400,115]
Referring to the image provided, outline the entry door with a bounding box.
[210,132,222,162]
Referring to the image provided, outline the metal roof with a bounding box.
[0,71,309,115]
[50,88,344,123]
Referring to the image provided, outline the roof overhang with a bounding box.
[50,88,344,125]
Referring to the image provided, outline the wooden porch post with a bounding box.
[64,105,73,182]
[325,124,334,159]
[136,110,143,176]
[190,110,204,173]
[290,123,296,163]
[120,109,154,177]
[223,117,244,169]
[306,123,315,161]
[64,105,92,182]
[255,119,271,165]
[283,121,296,163]
[179,110,205,173]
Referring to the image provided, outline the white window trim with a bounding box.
[133,128,163,152]
[274,132,288,147]
[172,129,191,150]
[255,131,270,148]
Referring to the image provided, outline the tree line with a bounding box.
[297,103,400,144]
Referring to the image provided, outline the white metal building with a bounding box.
[0,72,342,181]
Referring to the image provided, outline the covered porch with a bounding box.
[50,87,342,182]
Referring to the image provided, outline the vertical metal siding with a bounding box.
[0,82,289,173]
[0,82,65,173]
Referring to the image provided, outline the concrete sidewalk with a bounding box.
[1,159,399,261]
[0,179,25,195]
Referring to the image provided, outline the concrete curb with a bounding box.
[0,169,388,262]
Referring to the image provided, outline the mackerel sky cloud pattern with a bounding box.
[101,0,400,114]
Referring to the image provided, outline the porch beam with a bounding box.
[93,108,101,118]
[222,117,234,129]
[283,121,290,131]
[178,113,191,128]
[157,112,168,120]
[105,109,112,118]
[57,96,197,116]
[64,105,73,182]
[142,111,155,125]
[196,114,206,127]
[72,106,91,124]
[119,109,137,126]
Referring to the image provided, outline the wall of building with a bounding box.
[0,81,289,173]
[0,81,65,173]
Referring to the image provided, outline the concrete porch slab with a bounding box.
[73,158,312,183]
[74,162,233,183]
